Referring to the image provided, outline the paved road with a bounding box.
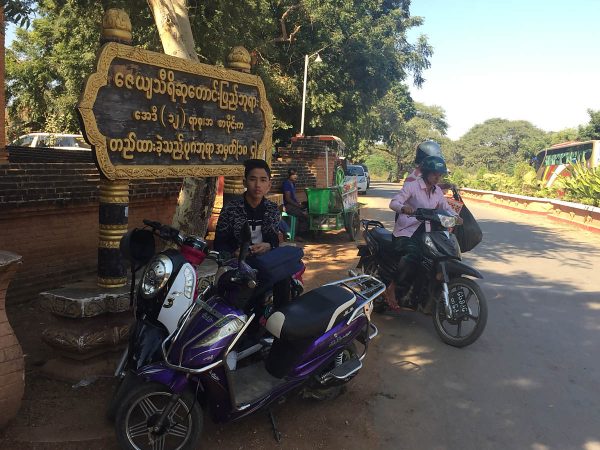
[363,182,600,450]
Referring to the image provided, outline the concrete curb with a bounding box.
[460,188,600,234]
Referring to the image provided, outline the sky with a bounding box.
[407,0,600,140]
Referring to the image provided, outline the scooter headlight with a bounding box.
[141,255,173,298]
[193,316,246,348]
[438,214,457,228]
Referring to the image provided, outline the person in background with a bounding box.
[396,140,455,222]
[387,156,462,310]
[282,168,308,235]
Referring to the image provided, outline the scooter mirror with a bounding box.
[241,222,252,243]
[238,222,252,262]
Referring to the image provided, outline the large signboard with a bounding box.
[78,43,272,180]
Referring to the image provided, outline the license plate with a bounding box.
[449,290,469,316]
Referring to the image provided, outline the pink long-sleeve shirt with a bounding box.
[390,177,458,237]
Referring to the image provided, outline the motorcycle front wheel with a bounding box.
[433,277,488,348]
[115,382,203,450]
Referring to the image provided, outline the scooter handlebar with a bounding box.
[142,219,182,244]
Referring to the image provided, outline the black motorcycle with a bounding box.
[356,208,487,347]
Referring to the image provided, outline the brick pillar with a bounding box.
[0,251,24,429]
[0,9,8,165]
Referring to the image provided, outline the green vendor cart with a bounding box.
[305,169,362,241]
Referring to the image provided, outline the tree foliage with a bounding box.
[446,118,546,173]
[577,109,600,141]
[368,99,448,180]
[5,0,431,153]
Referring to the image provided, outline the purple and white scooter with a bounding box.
[114,223,384,450]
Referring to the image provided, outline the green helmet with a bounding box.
[420,155,448,175]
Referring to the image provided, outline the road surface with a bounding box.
[364,182,600,450]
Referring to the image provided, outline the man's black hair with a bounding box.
[287,168,297,177]
[243,158,271,178]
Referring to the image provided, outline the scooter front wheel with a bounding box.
[106,370,138,422]
[433,277,488,348]
[115,382,203,450]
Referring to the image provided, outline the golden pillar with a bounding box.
[97,9,132,288]
[97,180,129,287]
[223,46,252,205]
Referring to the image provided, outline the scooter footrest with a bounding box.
[330,357,362,379]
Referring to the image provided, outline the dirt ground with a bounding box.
[0,229,380,450]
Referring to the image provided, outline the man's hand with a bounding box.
[249,242,271,255]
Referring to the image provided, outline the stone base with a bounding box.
[39,279,131,319]
[40,352,122,383]
[41,311,132,359]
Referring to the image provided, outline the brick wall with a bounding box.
[270,136,346,201]
[0,163,182,305]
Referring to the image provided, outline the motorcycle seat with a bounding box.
[371,227,393,244]
[266,285,356,341]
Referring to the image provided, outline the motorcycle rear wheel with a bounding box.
[115,382,203,450]
[433,277,488,348]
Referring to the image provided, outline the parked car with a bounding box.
[346,164,368,194]
[10,133,91,151]
[360,163,371,188]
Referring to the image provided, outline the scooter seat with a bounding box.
[266,285,356,341]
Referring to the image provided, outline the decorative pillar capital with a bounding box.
[226,46,252,73]
[101,8,132,45]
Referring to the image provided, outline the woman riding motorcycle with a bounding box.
[386,155,462,309]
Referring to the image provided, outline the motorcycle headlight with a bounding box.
[192,316,246,348]
[438,214,457,228]
[140,255,173,298]
[424,235,440,256]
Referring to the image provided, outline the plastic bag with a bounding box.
[454,204,482,252]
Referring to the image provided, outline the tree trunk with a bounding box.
[146,0,216,237]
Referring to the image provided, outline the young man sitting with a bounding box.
[214,158,289,308]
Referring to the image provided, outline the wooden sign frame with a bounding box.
[78,42,273,180]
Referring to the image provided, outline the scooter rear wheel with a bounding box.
[115,382,203,450]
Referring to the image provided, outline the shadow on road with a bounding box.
[475,218,600,266]
[372,260,600,450]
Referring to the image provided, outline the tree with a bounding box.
[578,109,600,141]
[451,118,546,172]
[6,0,432,233]
[368,97,448,180]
